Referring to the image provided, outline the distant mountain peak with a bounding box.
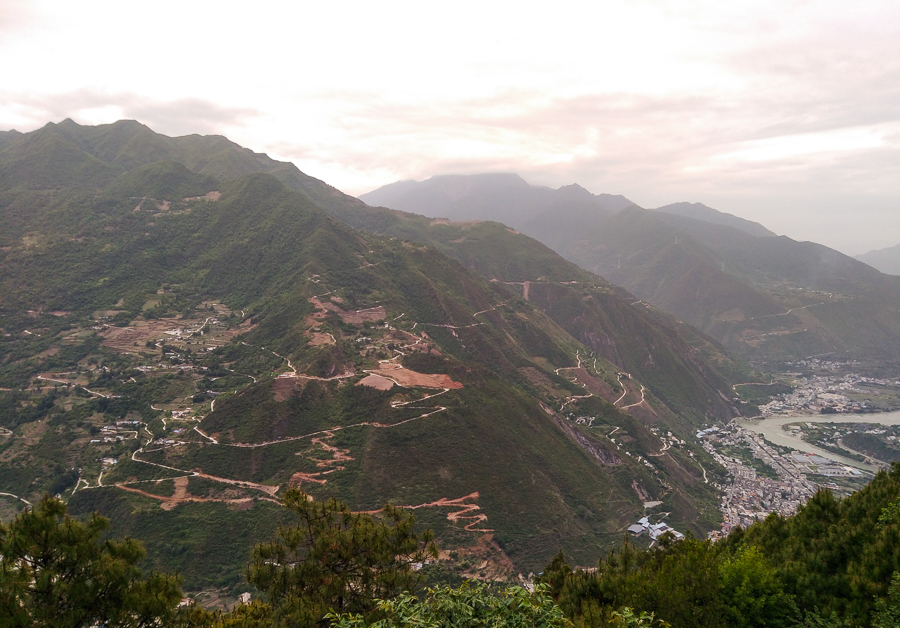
[555,183,593,199]
[653,202,776,238]
[856,243,900,276]
[428,172,527,185]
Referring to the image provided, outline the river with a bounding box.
[737,410,900,472]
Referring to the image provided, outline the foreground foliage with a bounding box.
[0,495,183,628]
[245,488,438,626]
[3,468,900,627]
[541,464,900,628]
[328,582,570,628]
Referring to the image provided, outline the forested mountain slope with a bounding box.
[365,175,900,367]
[0,121,750,590]
[546,464,900,628]
[654,201,776,238]
[566,208,900,365]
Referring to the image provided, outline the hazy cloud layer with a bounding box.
[0,0,35,44]
[1,90,259,137]
[1,0,898,254]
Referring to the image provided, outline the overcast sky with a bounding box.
[2,0,898,255]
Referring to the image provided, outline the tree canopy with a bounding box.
[541,464,900,628]
[244,488,438,626]
[0,495,183,628]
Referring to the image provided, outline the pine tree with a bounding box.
[0,495,183,628]
[245,488,438,626]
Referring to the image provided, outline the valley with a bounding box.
[722,354,900,423]
[2,119,897,607]
[362,176,900,370]
[699,422,873,538]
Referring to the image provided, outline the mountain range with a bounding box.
[0,120,751,592]
[363,176,900,368]
[856,244,900,276]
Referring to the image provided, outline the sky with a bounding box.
[1,0,899,255]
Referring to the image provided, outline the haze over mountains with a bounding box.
[0,120,753,588]
[653,202,776,238]
[856,244,900,276]
[364,175,900,367]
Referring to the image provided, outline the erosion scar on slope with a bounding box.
[115,480,280,510]
[290,431,353,487]
[364,492,493,532]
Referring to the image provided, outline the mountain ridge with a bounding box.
[653,201,776,238]
[364,174,900,367]
[856,243,900,276]
[0,121,747,589]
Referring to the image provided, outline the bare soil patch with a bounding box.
[518,367,562,397]
[100,319,181,351]
[289,472,327,486]
[456,534,518,581]
[289,432,355,486]
[340,306,386,324]
[632,479,652,502]
[364,492,492,532]
[100,315,251,352]
[307,331,334,346]
[220,318,257,340]
[356,374,395,390]
[559,367,618,404]
[117,483,257,511]
[184,191,220,202]
[117,470,279,510]
[623,403,659,423]
[305,434,353,472]
[308,297,385,325]
[363,364,462,389]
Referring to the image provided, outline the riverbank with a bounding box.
[738,410,900,471]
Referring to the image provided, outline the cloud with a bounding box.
[260,79,900,255]
[0,0,35,45]
[0,89,260,137]
[2,0,899,254]
[121,97,261,137]
[268,86,898,193]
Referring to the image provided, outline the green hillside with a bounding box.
[547,463,900,628]
[565,208,900,365]
[363,175,900,368]
[0,121,755,592]
[285,186,750,423]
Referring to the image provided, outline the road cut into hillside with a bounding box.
[115,476,280,510]
[362,491,493,533]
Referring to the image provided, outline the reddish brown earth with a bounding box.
[567,367,617,401]
[359,364,462,390]
[100,320,174,351]
[115,474,278,510]
[307,331,335,346]
[290,432,355,486]
[363,492,492,532]
[220,318,257,340]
